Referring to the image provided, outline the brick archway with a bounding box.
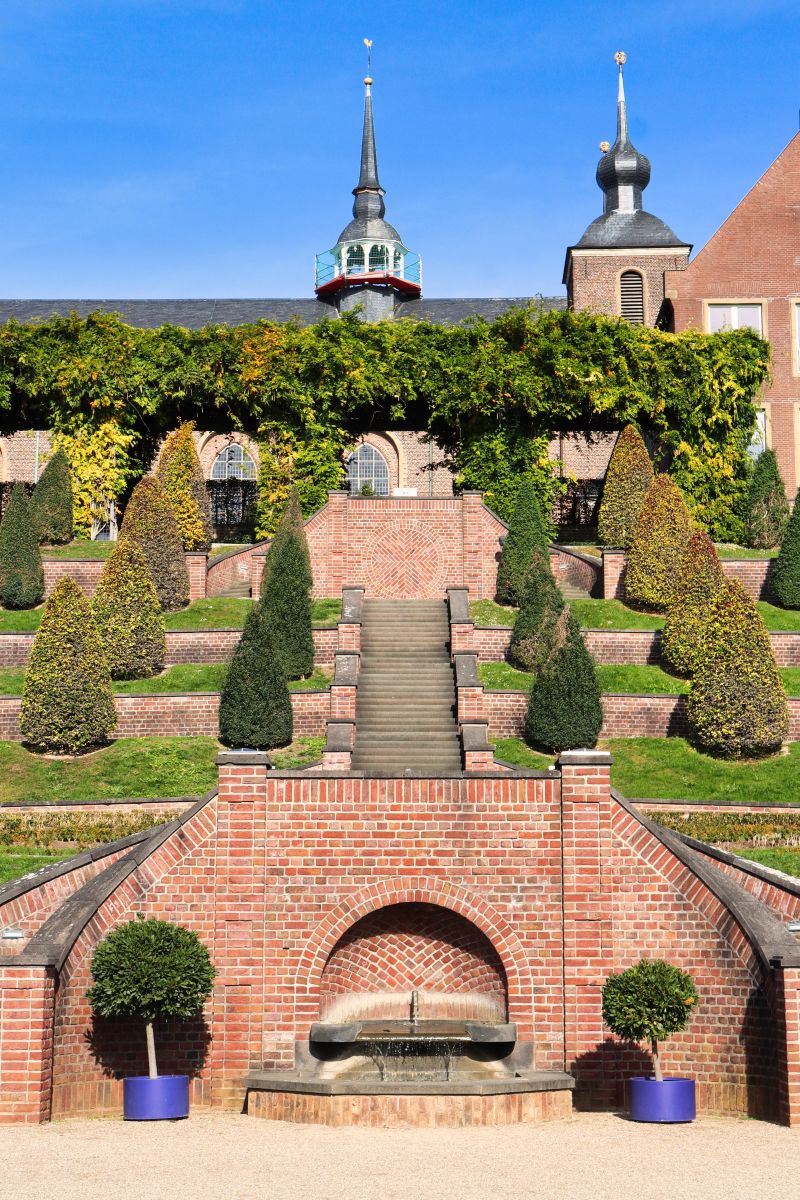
[293,879,533,1037]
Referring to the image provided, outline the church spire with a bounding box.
[352,69,386,222]
[596,51,651,215]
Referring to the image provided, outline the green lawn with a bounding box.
[0,596,342,634]
[470,596,800,633]
[491,738,554,770]
[41,540,116,560]
[731,847,800,878]
[113,665,331,695]
[0,607,45,632]
[0,737,221,803]
[271,736,325,769]
[757,603,800,631]
[208,543,253,563]
[477,661,800,696]
[0,846,76,885]
[715,544,779,559]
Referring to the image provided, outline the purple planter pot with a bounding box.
[123,1075,189,1121]
[629,1076,696,1123]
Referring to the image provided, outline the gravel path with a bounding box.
[2,1111,799,1200]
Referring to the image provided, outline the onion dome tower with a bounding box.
[563,52,690,327]
[314,42,421,321]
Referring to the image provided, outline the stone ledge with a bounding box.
[244,1070,575,1096]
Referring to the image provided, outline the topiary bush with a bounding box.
[508,545,565,673]
[602,959,699,1082]
[773,489,800,609]
[0,483,44,610]
[119,475,190,611]
[524,607,603,752]
[597,425,654,548]
[218,603,293,749]
[29,448,74,545]
[660,531,724,676]
[687,579,789,758]
[87,916,216,1078]
[92,539,166,679]
[262,489,313,679]
[495,478,549,606]
[156,422,212,552]
[19,576,116,753]
[744,450,789,550]
[625,474,695,611]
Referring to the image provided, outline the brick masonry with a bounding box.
[603,550,777,603]
[3,754,800,1125]
[43,553,210,601]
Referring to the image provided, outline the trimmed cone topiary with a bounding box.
[156,422,212,552]
[524,607,603,752]
[508,545,565,673]
[773,489,800,609]
[744,449,789,550]
[661,531,724,676]
[0,483,45,610]
[87,916,216,1079]
[495,478,549,606]
[218,603,293,749]
[20,576,116,753]
[119,475,190,611]
[92,539,166,680]
[625,474,695,611]
[262,489,313,679]
[597,425,654,548]
[29,448,74,545]
[687,579,789,757]
[602,959,699,1083]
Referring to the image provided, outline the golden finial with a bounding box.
[364,37,373,82]
[614,50,627,67]
[599,140,611,153]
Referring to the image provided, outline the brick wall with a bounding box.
[206,545,258,597]
[550,548,601,595]
[0,689,330,741]
[42,559,105,599]
[568,250,690,326]
[603,551,776,603]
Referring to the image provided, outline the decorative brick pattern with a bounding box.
[246,1088,573,1127]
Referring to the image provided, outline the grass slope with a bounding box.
[0,596,342,633]
[732,847,800,878]
[0,664,332,695]
[470,597,800,632]
[0,846,75,885]
[477,662,800,696]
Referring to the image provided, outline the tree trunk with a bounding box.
[651,1037,663,1082]
[145,1021,158,1079]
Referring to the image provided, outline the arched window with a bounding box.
[347,443,390,496]
[211,443,257,481]
[346,245,365,275]
[368,244,388,272]
[620,271,645,324]
[393,248,403,273]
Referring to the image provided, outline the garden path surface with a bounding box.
[2,1111,798,1200]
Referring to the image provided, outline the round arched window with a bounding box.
[347,443,390,496]
[211,444,257,481]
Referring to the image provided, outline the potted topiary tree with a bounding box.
[602,958,699,1123]
[87,916,216,1121]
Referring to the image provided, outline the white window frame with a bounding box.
[704,300,765,336]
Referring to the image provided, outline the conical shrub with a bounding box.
[29,449,74,545]
[218,604,293,749]
[687,579,788,758]
[597,425,654,548]
[744,450,789,550]
[92,540,166,679]
[262,490,313,679]
[156,423,212,552]
[119,476,189,611]
[773,489,800,609]
[508,545,565,673]
[0,483,44,610]
[495,479,549,606]
[20,576,116,753]
[524,607,603,752]
[625,474,694,611]
[661,531,724,676]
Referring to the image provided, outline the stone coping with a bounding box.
[244,1070,575,1097]
[0,795,199,810]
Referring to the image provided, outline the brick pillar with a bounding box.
[447,587,474,655]
[337,586,364,653]
[330,652,358,720]
[558,749,614,1107]
[454,652,484,725]
[774,965,800,1126]
[602,550,626,601]
[325,492,349,598]
[185,552,208,601]
[461,491,485,596]
[0,966,55,1123]
[251,551,267,600]
[212,751,270,1105]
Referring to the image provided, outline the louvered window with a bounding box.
[620,271,645,324]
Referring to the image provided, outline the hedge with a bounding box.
[744,449,789,549]
[29,448,73,544]
[651,810,800,847]
[597,425,653,548]
[156,422,212,551]
[119,475,189,611]
[507,545,565,673]
[524,607,603,752]
[625,474,694,610]
[218,603,293,749]
[92,539,166,679]
[19,576,116,754]
[687,579,789,757]
[773,489,800,609]
[261,489,313,679]
[495,478,549,605]
[660,531,724,676]
[0,483,44,610]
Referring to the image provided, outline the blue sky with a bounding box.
[1,0,798,299]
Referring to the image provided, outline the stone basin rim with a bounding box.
[245,1069,575,1097]
[309,1020,517,1044]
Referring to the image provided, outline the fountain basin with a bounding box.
[310,1020,517,1044]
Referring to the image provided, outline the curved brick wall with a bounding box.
[319,902,507,1021]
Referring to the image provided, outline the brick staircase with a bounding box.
[351,599,462,774]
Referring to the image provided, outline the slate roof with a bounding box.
[573,210,688,251]
[0,295,567,329]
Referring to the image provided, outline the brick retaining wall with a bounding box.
[0,689,329,741]
[603,550,776,603]
[42,559,105,598]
